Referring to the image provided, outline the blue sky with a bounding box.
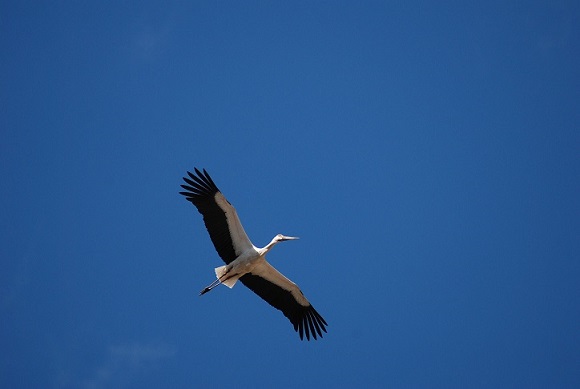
[1,1,579,388]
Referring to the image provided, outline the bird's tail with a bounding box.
[215,265,240,288]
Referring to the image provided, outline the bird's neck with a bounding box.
[259,237,280,256]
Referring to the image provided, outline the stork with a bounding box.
[179,168,328,340]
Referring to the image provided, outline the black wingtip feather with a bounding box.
[180,169,222,201]
[308,311,321,339]
[292,306,328,341]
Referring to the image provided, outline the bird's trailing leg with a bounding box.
[199,266,233,295]
[199,265,240,295]
[199,278,222,295]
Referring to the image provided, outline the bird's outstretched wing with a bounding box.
[241,261,328,340]
[180,168,254,264]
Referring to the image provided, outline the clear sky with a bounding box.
[1,1,579,388]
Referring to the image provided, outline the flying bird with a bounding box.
[179,168,328,340]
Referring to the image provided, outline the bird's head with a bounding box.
[262,234,300,255]
[275,234,299,242]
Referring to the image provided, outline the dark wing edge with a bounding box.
[179,168,237,264]
[240,274,328,341]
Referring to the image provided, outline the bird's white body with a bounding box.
[205,234,303,302]
[215,247,262,288]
